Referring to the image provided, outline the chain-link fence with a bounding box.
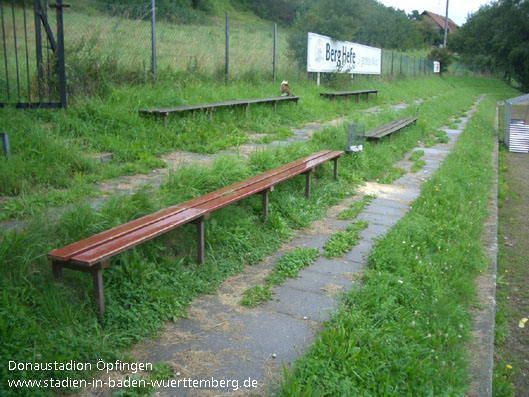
[2,0,499,102]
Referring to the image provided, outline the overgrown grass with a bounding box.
[323,221,369,258]
[240,247,319,307]
[337,194,376,220]
[409,149,424,162]
[0,76,517,396]
[379,167,406,184]
[1,76,480,219]
[411,159,427,173]
[278,94,512,395]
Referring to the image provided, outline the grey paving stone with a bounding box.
[264,286,336,322]
[309,256,365,276]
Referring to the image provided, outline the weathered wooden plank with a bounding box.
[139,96,301,116]
[365,117,417,140]
[49,151,343,265]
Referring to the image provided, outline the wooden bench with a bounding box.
[48,150,343,317]
[365,117,418,142]
[139,96,301,123]
[320,90,378,103]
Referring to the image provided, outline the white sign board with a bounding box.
[307,32,381,75]
[433,61,441,73]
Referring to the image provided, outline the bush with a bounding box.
[428,48,454,75]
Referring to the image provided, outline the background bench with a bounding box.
[365,117,418,141]
[48,150,343,317]
[139,96,301,123]
[320,89,378,103]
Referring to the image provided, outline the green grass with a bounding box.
[411,159,427,173]
[1,76,485,220]
[240,247,319,307]
[0,76,520,396]
[323,220,369,258]
[379,167,406,184]
[409,149,425,162]
[278,92,513,396]
[337,194,376,220]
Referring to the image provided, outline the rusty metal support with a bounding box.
[92,268,105,318]
[52,261,63,281]
[193,215,209,264]
[333,158,338,180]
[260,187,273,220]
[304,170,312,199]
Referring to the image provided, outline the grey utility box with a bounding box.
[504,94,529,153]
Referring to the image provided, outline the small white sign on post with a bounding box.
[307,32,381,75]
[433,61,441,73]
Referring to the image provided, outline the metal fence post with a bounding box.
[1,132,11,158]
[273,23,276,83]
[54,0,67,109]
[151,0,157,83]
[225,12,229,85]
[380,49,384,77]
[391,51,394,76]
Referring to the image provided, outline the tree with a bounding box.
[287,0,424,67]
[451,0,529,89]
[428,47,454,74]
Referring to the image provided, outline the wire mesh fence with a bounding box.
[1,0,500,103]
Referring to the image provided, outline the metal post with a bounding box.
[225,12,229,85]
[380,49,384,76]
[399,53,402,75]
[151,0,157,83]
[391,51,394,76]
[23,1,32,103]
[1,132,11,158]
[273,23,276,83]
[92,269,105,318]
[443,0,449,48]
[54,0,67,109]
[10,0,21,101]
[33,0,43,101]
[0,1,10,101]
[317,72,320,86]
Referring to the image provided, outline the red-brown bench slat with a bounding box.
[48,150,335,262]
[48,150,343,318]
[69,150,343,266]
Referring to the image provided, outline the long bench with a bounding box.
[139,96,301,123]
[48,150,343,317]
[365,117,418,142]
[320,89,378,103]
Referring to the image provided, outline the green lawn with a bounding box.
[0,75,521,396]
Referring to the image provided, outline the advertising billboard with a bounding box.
[307,32,381,75]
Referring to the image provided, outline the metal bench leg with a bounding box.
[260,187,273,220]
[163,112,169,126]
[193,215,209,264]
[245,104,249,116]
[273,101,277,112]
[52,261,63,281]
[92,268,105,318]
[356,94,360,103]
[366,93,370,102]
[304,170,312,199]
[333,158,339,180]
[196,218,205,264]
